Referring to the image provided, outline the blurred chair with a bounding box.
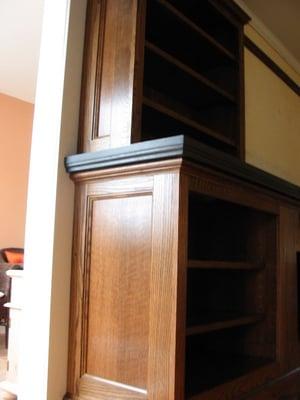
[0,248,24,347]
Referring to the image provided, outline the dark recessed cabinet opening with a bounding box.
[185,192,277,397]
[140,0,244,157]
[297,252,300,340]
[168,0,239,54]
[185,328,273,396]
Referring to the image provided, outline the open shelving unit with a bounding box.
[185,192,277,397]
[140,0,244,156]
[69,0,300,398]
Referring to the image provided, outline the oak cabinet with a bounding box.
[65,0,300,399]
[78,0,249,158]
[65,135,300,399]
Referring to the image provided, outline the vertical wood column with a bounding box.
[147,171,186,400]
[67,166,185,400]
[280,206,300,371]
[79,0,144,152]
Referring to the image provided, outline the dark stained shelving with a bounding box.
[185,191,277,397]
[155,0,237,61]
[145,41,236,103]
[143,96,235,146]
[186,313,264,336]
[185,352,273,398]
[188,259,264,270]
[141,0,244,156]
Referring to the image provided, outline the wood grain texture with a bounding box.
[147,171,182,400]
[66,134,300,205]
[186,163,279,215]
[67,183,89,395]
[71,159,183,184]
[66,143,300,399]
[79,0,140,151]
[78,374,147,400]
[66,174,157,399]
[175,173,189,399]
[86,193,152,388]
[78,0,106,151]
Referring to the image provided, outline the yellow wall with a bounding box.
[244,26,300,186]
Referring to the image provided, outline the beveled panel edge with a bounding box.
[78,374,147,400]
[65,135,300,202]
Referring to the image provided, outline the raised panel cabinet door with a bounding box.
[86,194,152,387]
[67,174,155,399]
[66,167,184,400]
[78,0,145,152]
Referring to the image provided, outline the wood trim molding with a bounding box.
[212,0,250,25]
[234,0,300,76]
[65,135,300,202]
[244,37,300,96]
[78,0,107,151]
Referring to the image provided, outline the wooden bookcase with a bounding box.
[78,0,249,158]
[64,0,300,399]
[141,0,243,156]
[185,192,277,397]
[65,136,300,399]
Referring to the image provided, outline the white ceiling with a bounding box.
[0,0,299,105]
[0,0,44,103]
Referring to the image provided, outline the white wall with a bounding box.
[19,0,87,399]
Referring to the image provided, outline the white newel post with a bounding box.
[0,269,24,399]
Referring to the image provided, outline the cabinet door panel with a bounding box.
[79,0,144,151]
[86,194,152,387]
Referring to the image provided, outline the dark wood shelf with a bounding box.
[156,0,237,62]
[186,313,264,336]
[188,259,264,270]
[185,352,273,398]
[145,41,236,103]
[143,95,235,146]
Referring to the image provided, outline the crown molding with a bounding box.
[65,135,300,203]
[233,0,300,77]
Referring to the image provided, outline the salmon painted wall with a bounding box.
[0,93,33,248]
